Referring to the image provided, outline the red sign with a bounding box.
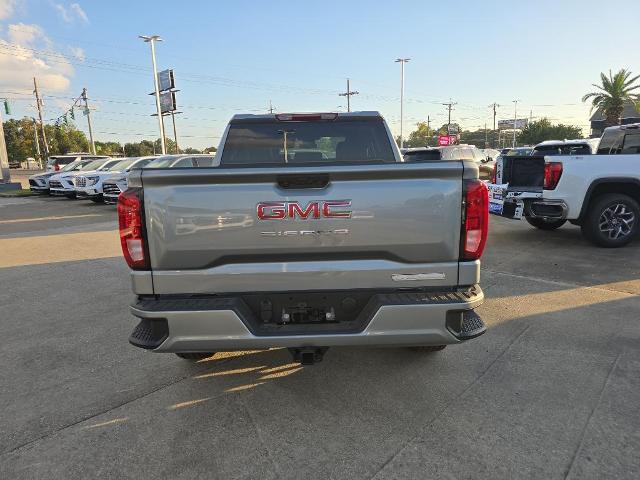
[438,134,458,146]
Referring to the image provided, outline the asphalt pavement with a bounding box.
[0,195,638,479]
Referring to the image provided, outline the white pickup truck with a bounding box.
[490,123,640,247]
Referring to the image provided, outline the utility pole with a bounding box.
[139,35,166,154]
[442,99,457,139]
[32,118,41,164]
[426,115,431,146]
[81,88,96,154]
[338,78,359,112]
[170,111,179,153]
[485,123,488,148]
[395,58,410,148]
[489,102,500,148]
[33,77,49,164]
[268,100,275,114]
[512,99,519,148]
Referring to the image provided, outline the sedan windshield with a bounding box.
[107,159,136,171]
[61,160,82,172]
[81,160,106,171]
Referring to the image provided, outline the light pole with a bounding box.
[512,99,519,148]
[395,58,410,148]
[139,35,166,154]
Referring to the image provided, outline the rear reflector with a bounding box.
[544,162,563,190]
[462,180,489,261]
[275,113,338,121]
[117,189,149,269]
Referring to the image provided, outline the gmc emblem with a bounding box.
[257,200,352,220]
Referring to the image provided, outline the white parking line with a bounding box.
[0,214,104,224]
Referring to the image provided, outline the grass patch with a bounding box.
[0,189,36,197]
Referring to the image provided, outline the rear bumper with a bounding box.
[129,285,485,352]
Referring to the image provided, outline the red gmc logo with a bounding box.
[257,200,352,220]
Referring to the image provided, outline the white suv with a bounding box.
[48,158,118,198]
[75,157,154,202]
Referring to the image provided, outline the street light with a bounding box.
[139,34,166,155]
[512,99,520,149]
[395,58,410,148]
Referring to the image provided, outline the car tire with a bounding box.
[525,217,567,230]
[174,352,216,360]
[581,193,639,248]
[90,197,103,203]
[408,345,447,352]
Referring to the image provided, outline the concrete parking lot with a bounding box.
[1,195,639,479]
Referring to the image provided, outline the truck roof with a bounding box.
[535,139,597,146]
[230,111,383,122]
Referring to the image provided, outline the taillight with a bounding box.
[461,180,489,261]
[117,189,149,269]
[544,162,563,190]
[490,162,497,184]
[54,163,60,171]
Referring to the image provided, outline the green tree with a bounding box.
[154,137,178,154]
[403,122,435,147]
[203,146,217,153]
[3,118,38,164]
[517,118,582,145]
[459,129,492,148]
[582,69,640,127]
[44,123,89,154]
[124,140,155,157]
[182,147,202,154]
[95,141,123,155]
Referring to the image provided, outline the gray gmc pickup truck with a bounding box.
[118,111,489,364]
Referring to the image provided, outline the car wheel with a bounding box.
[581,193,639,248]
[174,352,216,360]
[90,197,103,203]
[408,345,447,352]
[525,217,567,230]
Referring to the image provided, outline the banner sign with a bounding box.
[157,69,175,92]
[498,118,528,130]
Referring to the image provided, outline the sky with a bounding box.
[0,0,638,150]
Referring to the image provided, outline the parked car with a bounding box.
[532,138,599,156]
[29,159,85,194]
[404,144,494,179]
[120,111,488,364]
[144,154,216,169]
[49,158,118,198]
[45,154,109,172]
[490,123,640,247]
[75,156,154,202]
[103,155,216,204]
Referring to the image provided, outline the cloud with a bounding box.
[0,0,19,20]
[52,2,89,24]
[68,45,84,61]
[0,22,73,92]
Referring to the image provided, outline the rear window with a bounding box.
[597,129,625,154]
[220,119,395,166]
[621,132,640,154]
[404,149,441,161]
[534,144,592,156]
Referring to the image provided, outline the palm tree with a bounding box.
[582,69,640,126]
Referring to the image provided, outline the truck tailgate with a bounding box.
[140,163,464,294]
